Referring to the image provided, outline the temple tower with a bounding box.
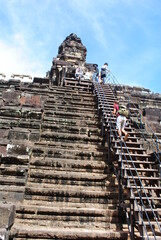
[48,33,93,85]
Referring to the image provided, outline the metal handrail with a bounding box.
[93,81,161,239]
[93,82,159,238]
[104,71,161,165]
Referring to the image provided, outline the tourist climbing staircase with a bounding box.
[0,76,161,239]
[93,81,161,239]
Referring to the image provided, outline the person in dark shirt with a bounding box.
[92,64,99,82]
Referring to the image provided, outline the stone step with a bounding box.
[48,88,95,98]
[14,208,122,230]
[10,119,41,130]
[43,110,99,121]
[48,90,95,98]
[0,176,26,186]
[28,176,105,188]
[26,181,114,193]
[0,107,42,120]
[30,157,107,172]
[0,156,29,165]
[22,199,119,209]
[24,186,117,199]
[48,89,95,96]
[15,205,120,217]
[44,104,98,113]
[10,226,128,239]
[17,85,95,99]
[43,116,100,128]
[63,84,92,92]
[0,185,25,192]
[46,99,97,108]
[33,140,104,151]
[31,146,107,160]
[46,97,96,106]
[24,193,116,205]
[0,185,25,202]
[14,218,122,230]
[28,169,108,182]
[23,186,119,205]
[0,165,28,176]
[41,123,101,136]
[28,167,117,188]
[40,132,102,144]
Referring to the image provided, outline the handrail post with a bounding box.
[130,194,135,240]
[107,128,111,164]
[118,155,123,207]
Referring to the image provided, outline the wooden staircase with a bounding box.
[94,82,161,239]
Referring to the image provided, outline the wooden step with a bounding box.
[123,167,158,173]
[115,152,150,158]
[123,176,160,182]
[118,159,155,165]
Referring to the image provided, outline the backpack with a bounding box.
[118,105,129,117]
[101,67,106,77]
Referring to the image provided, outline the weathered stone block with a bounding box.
[0,129,9,141]
[0,228,9,240]
[0,109,21,118]
[0,145,7,157]
[2,91,20,105]
[6,144,30,156]
[8,130,29,141]
[33,77,49,85]
[0,192,24,203]
[29,132,40,142]
[20,93,43,108]
[0,204,16,229]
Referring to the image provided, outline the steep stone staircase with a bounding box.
[94,82,161,239]
[7,83,128,239]
[1,78,160,239]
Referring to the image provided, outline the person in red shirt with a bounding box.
[113,100,119,117]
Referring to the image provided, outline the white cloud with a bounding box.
[0,39,45,79]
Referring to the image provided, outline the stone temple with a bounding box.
[0,33,161,240]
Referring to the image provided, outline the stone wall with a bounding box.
[113,84,161,133]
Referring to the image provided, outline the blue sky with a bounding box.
[0,0,161,93]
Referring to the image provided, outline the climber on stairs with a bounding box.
[113,100,129,142]
[100,63,109,84]
[75,65,83,85]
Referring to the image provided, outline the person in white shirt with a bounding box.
[100,63,109,84]
[75,65,83,84]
